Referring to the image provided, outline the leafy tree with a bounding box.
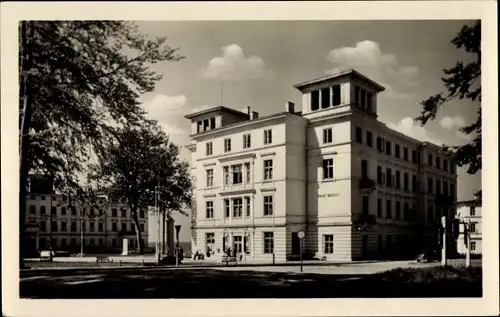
[92,122,193,254]
[19,21,183,266]
[416,21,481,185]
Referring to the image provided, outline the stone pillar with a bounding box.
[121,238,129,255]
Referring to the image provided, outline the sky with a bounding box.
[135,20,481,202]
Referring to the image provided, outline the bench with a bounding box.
[96,256,110,263]
[219,256,237,266]
[40,250,54,261]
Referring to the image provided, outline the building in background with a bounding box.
[148,209,192,256]
[24,176,149,255]
[185,69,457,262]
[456,199,482,255]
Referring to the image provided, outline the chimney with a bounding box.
[250,111,259,120]
[247,106,251,116]
[285,101,295,113]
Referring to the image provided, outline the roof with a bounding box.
[184,106,249,120]
[457,199,482,207]
[293,69,386,92]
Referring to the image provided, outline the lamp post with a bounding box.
[175,225,181,267]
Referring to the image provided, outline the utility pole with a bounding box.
[441,216,447,267]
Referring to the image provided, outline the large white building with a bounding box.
[456,199,482,255]
[185,69,457,262]
[24,177,149,255]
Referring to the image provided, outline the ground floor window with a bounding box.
[263,232,274,254]
[324,235,334,254]
[206,233,215,252]
[470,241,476,251]
[112,239,117,247]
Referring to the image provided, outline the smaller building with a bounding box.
[455,199,482,255]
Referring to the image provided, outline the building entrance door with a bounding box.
[233,235,243,257]
[291,232,300,255]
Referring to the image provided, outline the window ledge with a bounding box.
[321,178,335,183]
[262,179,274,183]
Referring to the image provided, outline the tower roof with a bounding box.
[293,69,386,92]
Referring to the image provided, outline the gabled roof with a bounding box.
[184,106,249,120]
[293,69,386,92]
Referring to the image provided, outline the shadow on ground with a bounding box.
[20,267,482,299]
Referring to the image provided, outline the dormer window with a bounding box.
[311,85,341,112]
[321,87,330,109]
[311,90,320,111]
[197,117,216,133]
[354,86,373,112]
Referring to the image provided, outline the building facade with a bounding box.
[25,192,149,255]
[185,69,457,262]
[456,200,482,255]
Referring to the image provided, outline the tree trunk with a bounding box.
[131,209,144,254]
[19,21,34,269]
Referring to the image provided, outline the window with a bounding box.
[224,138,232,152]
[386,200,392,219]
[48,207,55,215]
[427,177,433,195]
[324,235,334,254]
[386,168,393,187]
[243,134,251,148]
[361,89,366,109]
[377,199,382,217]
[355,127,363,143]
[223,166,230,185]
[395,171,401,189]
[140,210,144,218]
[362,196,369,216]
[61,238,67,247]
[61,221,67,232]
[412,175,417,193]
[366,131,373,147]
[122,209,127,217]
[140,223,144,232]
[60,206,66,215]
[112,208,117,217]
[232,198,242,217]
[206,201,214,219]
[264,129,273,145]
[403,202,409,221]
[428,153,433,167]
[231,164,243,184]
[245,196,251,217]
[71,222,76,232]
[263,195,274,216]
[224,199,230,218]
[377,166,383,185]
[206,142,213,156]
[206,169,214,187]
[450,183,455,200]
[412,150,417,163]
[366,92,373,112]
[112,239,117,247]
[112,222,117,231]
[90,239,95,247]
[245,163,251,183]
[121,222,127,232]
[470,207,476,216]
[436,179,441,195]
[443,159,448,172]
[377,137,385,152]
[321,87,330,108]
[332,85,341,106]
[70,238,77,246]
[427,205,434,223]
[403,173,409,191]
[443,181,448,195]
[99,238,104,246]
[90,222,95,232]
[98,222,103,232]
[385,140,392,156]
[361,160,368,178]
[263,232,274,254]
[470,241,476,251]
[40,221,46,231]
[395,144,400,158]
[51,221,58,232]
[29,205,35,214]
[436,156,441,169]
[206,233,215,251]
[322,159,334,180]
[403,147,409,161]
[395,201,401,220]
[264,159,273,181]
[355,86,360,105]
[470,223,476,233]
[323,128,333,144]
[39,206,46,215]
[311,90,320,111]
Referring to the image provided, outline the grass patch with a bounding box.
[378,266,482,284]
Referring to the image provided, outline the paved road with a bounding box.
[20,261,482,299]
